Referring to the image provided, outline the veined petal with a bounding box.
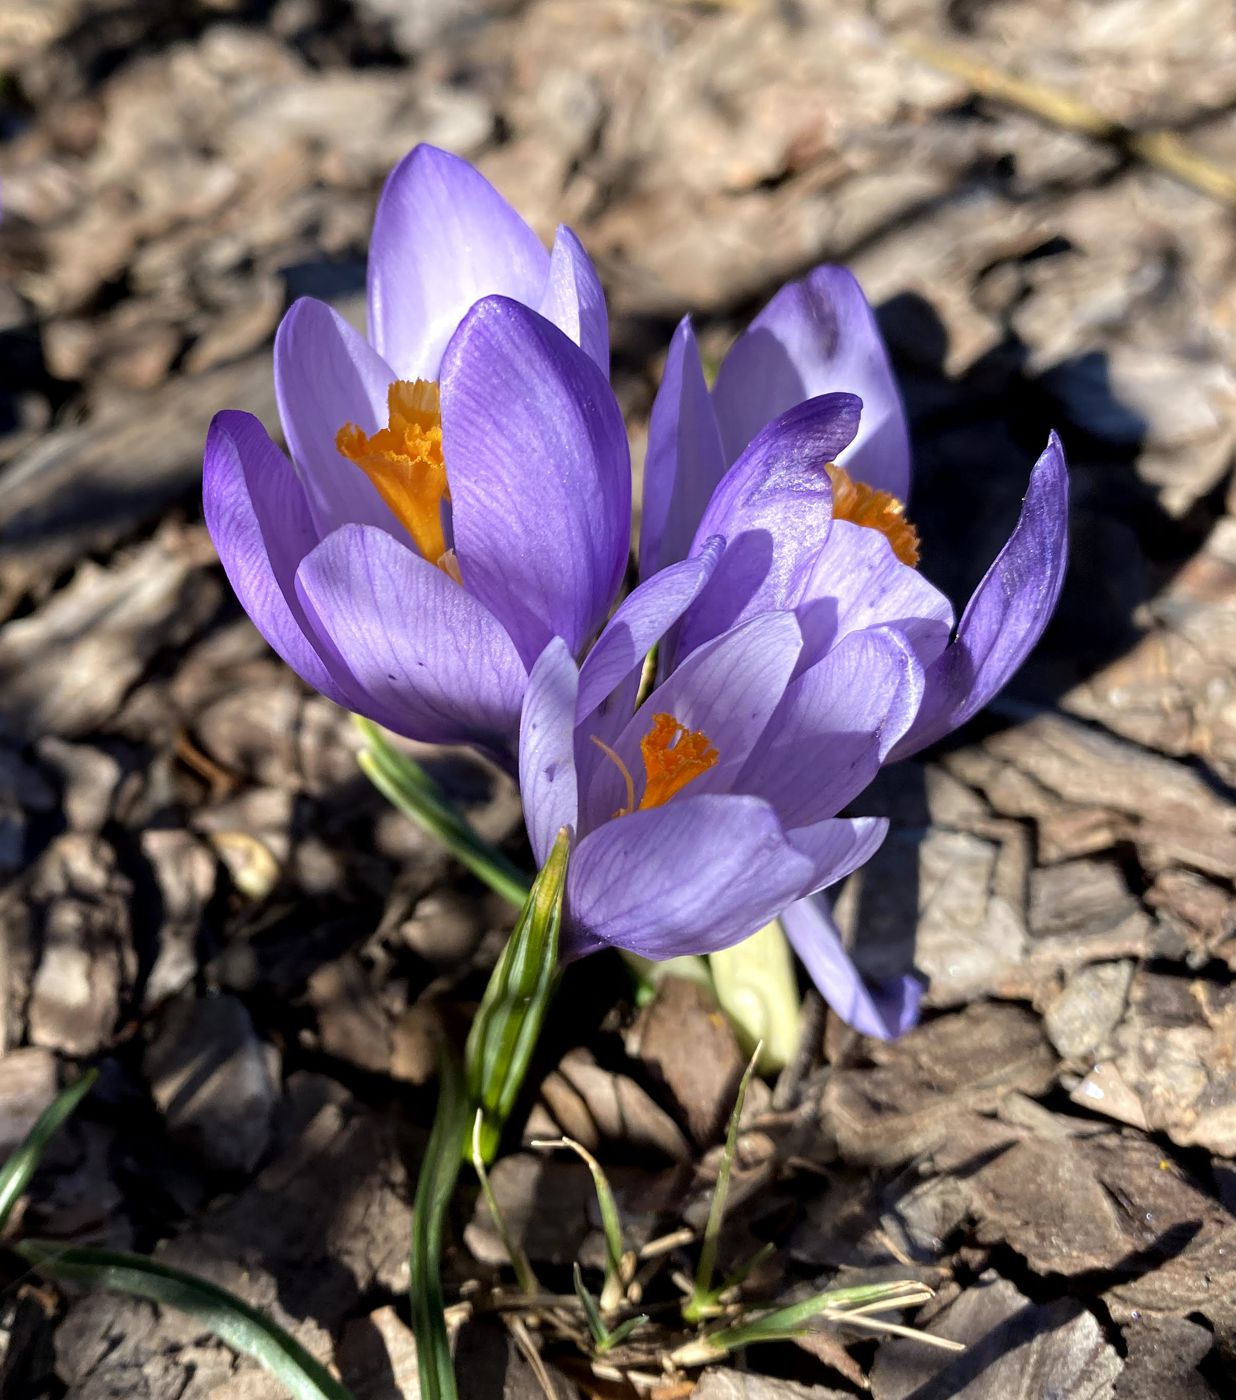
[582,611,801,831]
[203,410,353,709]
[576,539,722,723]
[798,520,954,675]
[520,639,581,867]
[673,393,861,660]
[889,434,1070,760]
[639,317,727,579]
[781,894,923,1039]
[368,145,549,381]
[274,297,397,538]
[713,265,911,499]
[786,814,889,893]
[537,224,610,375]
[442,296,631,667]
[739,629,923,828]
[295,523,527,750]
[565,794,815,958]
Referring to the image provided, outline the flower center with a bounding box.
[592,712,719,818]
[825,462,919,567]
[336,380,456,576]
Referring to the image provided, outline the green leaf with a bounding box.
[0,1068,97,1231]
[16,1243,354,1400]
[465,829,569,1162]
[411,1048,471,1400]
[354,718,531,909]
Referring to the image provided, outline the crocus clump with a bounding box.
[203,142,1070,1040]
[628,265,1069,1033]
[203,146,630,761]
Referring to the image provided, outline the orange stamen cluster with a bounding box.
[825,462,920,567]
[592,713,719,819]
[336,380,454,575]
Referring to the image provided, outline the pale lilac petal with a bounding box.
[566,794,815,958]
[639,317,727,579]
[442,296,631,667]
[203,410,352,709]
[798,520,953,674]
[673,394,861,659]
[739,629,923,827]
[520,639,580,867]
[712,265,911,498]
[368,145,549,381]
[295,523,527,750]
[274,297,397,538]
[576,539,722,722]
[786,815,889,892]
[890,434,1070,759]
[537,224,609,375]
[781,894,922,1039]
[582,611,801,831]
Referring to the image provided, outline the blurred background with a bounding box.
[2,2,1236,1397]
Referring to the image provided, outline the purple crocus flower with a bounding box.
[518,610,899,962]
[633,266,1069,1036]
[203,146,628,760]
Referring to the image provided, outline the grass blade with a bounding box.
[685,1043,761,1322]
[471,1110,537,1294]
[573,1262,608,1347]
[675,1279,942,1364]
[411,1048,471,1400]
[598,1313,649,1353]
[0,1069,98,1231]
[530,1136,627,1309]
[16,1243,354,1399]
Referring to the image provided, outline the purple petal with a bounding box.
[739,629,923,827]
[520,639,580,867]
[442,296,631,668]
[203,410,351,709]
[798,520,953,674]
[565,794,815,958]
[786,814,889,891]
[274,297,396,538]
[537,225,610,376]
[295,523,527,750]
[673,393,861,659]
[781,894,923,1039]
[889,434,1070,759]
[576,539,722,723]
[639,317,727,579]
[582,611,801,832]
[712,265,912,499]
[368,145,549,381]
